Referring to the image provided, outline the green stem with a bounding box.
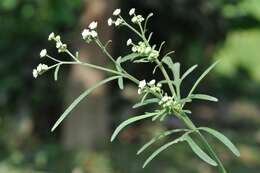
[155,59,177,98]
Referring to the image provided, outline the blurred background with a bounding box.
[1,0,260,172]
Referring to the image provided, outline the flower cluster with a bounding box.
[48,32,67,52]
[82,21,98,43]
[129,41,159,61]
[138,79,162,95]
[108,8,125,27]
[32,63,48,78]
[131,15,144,24]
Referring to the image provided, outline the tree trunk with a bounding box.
[62,0,114,149]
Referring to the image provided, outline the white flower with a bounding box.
[138,88,142,95]
[132,46,137,52]
[108,18,113,26]
[149,79,156,85]
[41,64,48,70]
[56,41,62,49]
[89,21,98,30]
[161,96,170,102]
[55,35,61,41]
[82,29,90,39]
[129,8,135,16]
[48,32,55,41]
[127,39,132,46]
[139,80,146,89]
[157,83,162,88]
[40,49,47,58]
[113,9,121,16]
[145,47,152,54]
[91,30,98,38]
[131,16,137,23]
[114,18,123,26]
[33,69,38,78]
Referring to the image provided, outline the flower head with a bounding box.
[148,79,156,86]
[108,18,113,26]
[127,39,132,46]
[114,18,123,26]
[129,8,135,16]
[89,21,98,30]
[113,9,121,16]
[48,32,55,41]
[33,69,38,78]
[139,80,146,89]
[40,49,47,58]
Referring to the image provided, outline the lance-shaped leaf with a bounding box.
[120,53,140,63]
[54,64,61,81]
[137,129,189,155]
[198,127,240,157]
[133,98,160,109]
[190,94,218,102]
[116,57,124,90]
[188,60,220,96]
[181,65,198,81]
[142,133,187,168]
[185,135,218,166]
[110,112,157,142]
[51,76,120,132]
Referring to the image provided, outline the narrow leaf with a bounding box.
[142,134,186,168]
[185,135,218,166]
[199,127,240,157]
[190,94,218,102]
[51,76,120,132]
[172,63,180,80]
[116,57,124,90]
[137,129,189,155]
[110,112,157,142]
[188,60,220,96]
[181,65,198,81]
[162,56,174,72]
[54,64,61,81]
[133,98,160,109]
[120,53,140,63]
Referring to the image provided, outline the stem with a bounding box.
[155,59,176,98]
[179,113,227,173]
[66,50,80,62]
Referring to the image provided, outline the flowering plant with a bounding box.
[33,8,240,173]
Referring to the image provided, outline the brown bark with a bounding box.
[62,0,115,149]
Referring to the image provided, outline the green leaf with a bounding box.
[110,112,157,142]
[142,134,186,168]
[172,63,180,80]
[185,135,218,166]
[54,64,61,81]
[137,129,189,155]
[190,94,218,102]
[51,76,120,132]
[181,65,198,81]
[162,56,174,71]
[120,53,140,63]
[116,57,124,90]
[133,98,160,109]
[198,127,240,157]
[188,60,220,96]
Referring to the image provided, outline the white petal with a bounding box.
[89,21,98,29]
[40,49,47,58]
[113,9,121,16]
[108,18,113,26]
[129,8,135,16]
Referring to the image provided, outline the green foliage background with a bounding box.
[0,0,260,172]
